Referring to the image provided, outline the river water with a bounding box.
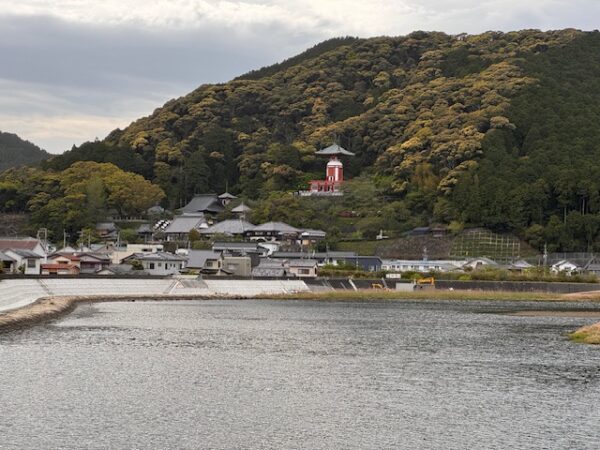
[1,299,600,449]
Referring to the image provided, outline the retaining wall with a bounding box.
[435,280,600,293]
[0,278,310,313]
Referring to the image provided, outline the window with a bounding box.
[27,258,36,268]
[149,263,155,270]
[158,262,162,267]
[299,268,310,275]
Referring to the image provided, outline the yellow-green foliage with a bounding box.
[0,162,164,240]
[110,30,582,202]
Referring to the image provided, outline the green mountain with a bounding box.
[32,29,600,250]
[0,131,50,171]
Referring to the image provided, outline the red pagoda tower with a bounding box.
[305,144,355,195]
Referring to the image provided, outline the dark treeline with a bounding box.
[0,131,50,171]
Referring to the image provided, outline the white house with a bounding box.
[123,252,187,276]
[381,259,464,273]
[4,249,42,274]
[551,260,580,275]
[288,259,319,278]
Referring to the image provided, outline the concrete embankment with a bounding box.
[435,280,600,294]
[0,277,311,313]
[0,277,311,331]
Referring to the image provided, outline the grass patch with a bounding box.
[263,289,569,302]
[569,323,600,344]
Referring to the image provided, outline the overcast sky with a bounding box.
[1,1,598,153]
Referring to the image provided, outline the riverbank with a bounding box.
[3,289,600,338]
[264,289,582,302]
[0,294,239,332]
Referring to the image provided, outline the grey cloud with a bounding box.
[0,13,328,152]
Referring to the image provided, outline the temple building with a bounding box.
[299,144,355,196]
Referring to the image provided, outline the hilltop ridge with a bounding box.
[0,131,50,171]
[14,29,600,251]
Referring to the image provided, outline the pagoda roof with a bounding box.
[231,202,252,213]
[315,144,355,156]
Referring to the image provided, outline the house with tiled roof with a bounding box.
[181,194,224,215]
[122,252,187,275]
[163,213,208,242]
[41,262,80,275]
[0,237,47,257]
[95,222,119,241]
[251,258,290,278]
[245,221,301,243]
[231,202,251,219]
[288,259,318,278]
[5,249,42,274]
[49,252,111,274]
[200,219,255,237]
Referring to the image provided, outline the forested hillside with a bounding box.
[12,29,600,250]
[0,131,50,171]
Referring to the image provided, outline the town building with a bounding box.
[382,259,463,273]
[245,221,301,243]
[49,252,111,274]
[0,251,16,273]
[122,252,187,276]
[186,250,223,272]
[41,262,80,275]
[507,260,535,273]
[462,257,501,271]
[231,202,252,219]
[251,259,290,278]
[181,194,225,215]
[199,219,255,237]
[299,229,327,247]
[97,264,143,276]
[163,213,208,242]
[136,223,154,242]
[4,249,42,274]
[342,256,383,272]
[218,192,238,207]
[288,259,319,278]
[270,251,357,266]
[220,255,252,277]
[551,260,580,275]
[185,250,252,276]
[95,222,119,241]
[0,237,48,257]
[111,243,165,264]
[212,241,270,257]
